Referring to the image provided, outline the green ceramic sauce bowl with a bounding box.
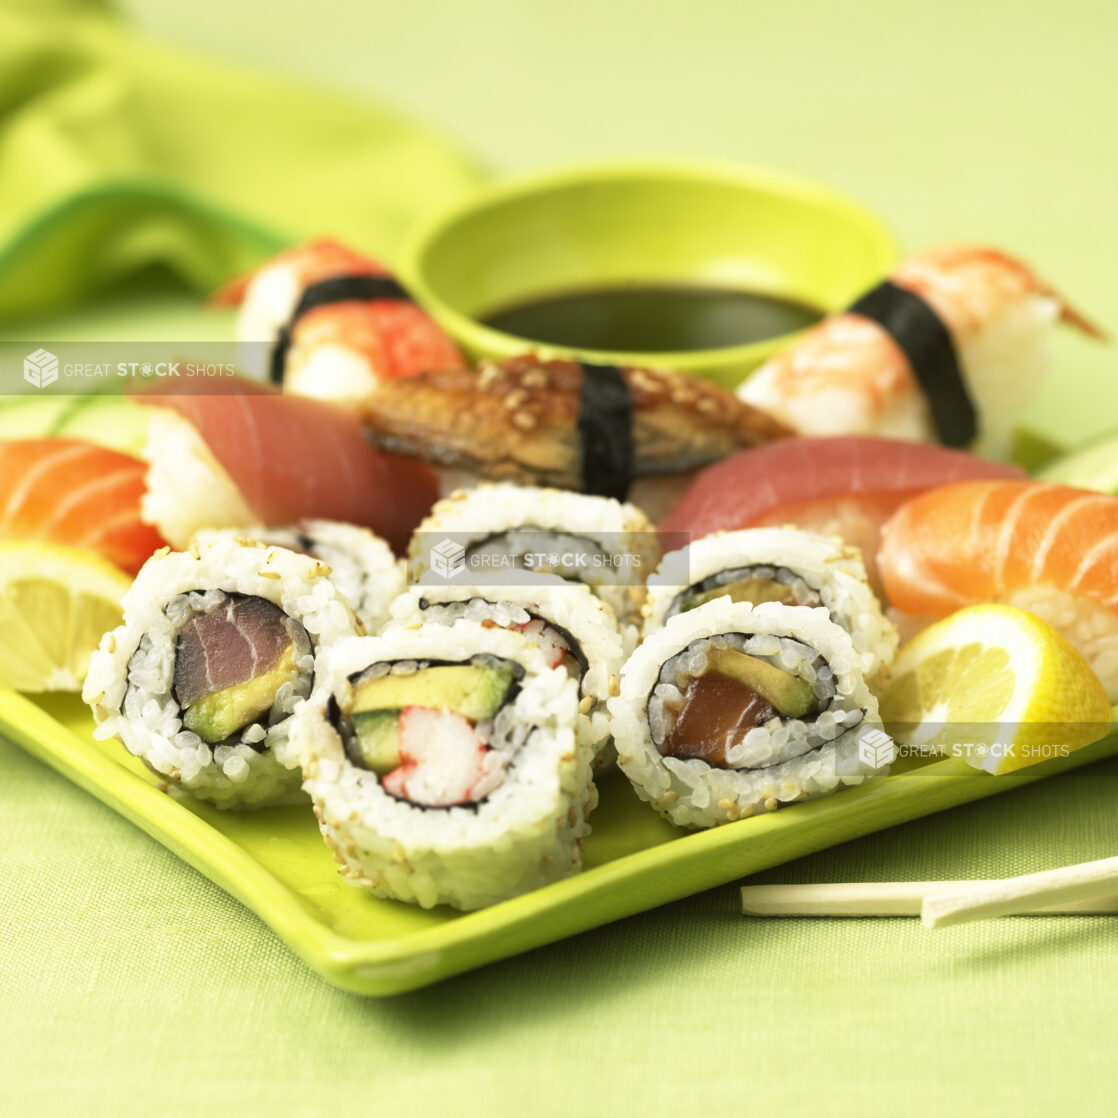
[400,161,899,388]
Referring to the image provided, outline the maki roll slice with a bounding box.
[610,600,889,829]
[288,623,594,910]
[408,483,659,628]
[83,537,360,808]
[388,579,626,767]
[195,519,404,632]
[644,528,897,681]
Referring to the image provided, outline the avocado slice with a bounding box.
[350,710,402,775]
[183,645,298,743]
[707,647,817,720]
[682,577,798,613]
[350,663,515,723]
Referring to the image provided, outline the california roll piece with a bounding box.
[195,520,403,632]
[408,483,658,627]
[83,537,360,809]
[644,528,897,681]
[610,600,889,830]
[287,623,594,910]
[388,579,625,766]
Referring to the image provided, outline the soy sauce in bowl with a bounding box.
[481,284,822,354]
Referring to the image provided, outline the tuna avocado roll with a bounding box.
[287,623,594,910]
[610,599,889,829]
[83,537,360,809]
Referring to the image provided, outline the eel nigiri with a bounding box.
[0,439,166,574]
[660,436,1024,591]
[879,479,1118,700]
[138,383,439,554]
[360,355,792,518]
[215,238,467,407]
[738,244,1101,459]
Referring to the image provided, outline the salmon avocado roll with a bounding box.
[610,600,889,829]
[288,623,594,911]
[83,538,360,809]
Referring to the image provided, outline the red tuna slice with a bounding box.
[141,383,438,554]
[0,439,166,575]
[659,436,1025,591]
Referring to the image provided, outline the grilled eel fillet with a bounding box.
[361,356,792,490]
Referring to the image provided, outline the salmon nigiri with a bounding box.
[139,383,439,553]
[879,479,1118,700]
[0,439,166,574]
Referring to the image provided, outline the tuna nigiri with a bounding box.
[879,479,1118,700]
[215,238,467,407]
[0,439,166,574]
[139,384,439,553]
[660,436,1024,590]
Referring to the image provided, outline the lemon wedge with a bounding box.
[879,604,1114,774]
[0,541,131,692]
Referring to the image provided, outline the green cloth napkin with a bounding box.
[0,0,483,323]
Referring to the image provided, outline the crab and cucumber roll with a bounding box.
[610,600,889,830]
[83,537,359,809]
[287,623,594,910]
[644,528,897,680]
[407,483,659,628]
[388,578,625,766]
[195,519,403,631]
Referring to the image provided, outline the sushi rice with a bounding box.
[610,599,888,829]
[287,623,595,911]
[83,537,360,809]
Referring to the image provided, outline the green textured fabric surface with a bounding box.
[3,1,1118,1115]
[0,0,482,322]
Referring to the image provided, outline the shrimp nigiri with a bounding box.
[215,238,467,407]
[878,479,1118,700]
[738,244,1101,459]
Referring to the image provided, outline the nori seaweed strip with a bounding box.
[269,274,412,384]
[577,362,634,500]
[848,280,977,447]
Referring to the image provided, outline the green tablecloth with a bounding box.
[3,1,1118,1115]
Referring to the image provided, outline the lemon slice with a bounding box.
[879,604,1114,774]
[0,541,131,692]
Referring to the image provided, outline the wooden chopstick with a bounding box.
[740,881,1118,920]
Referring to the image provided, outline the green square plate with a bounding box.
[3,689,1115,995]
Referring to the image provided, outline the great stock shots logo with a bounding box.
[429,538,467,579]
[857,727,896,768]
[23,348,59,389]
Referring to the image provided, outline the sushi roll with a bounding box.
[643,528,898,681]
[195,520,403,632]
[287,623,594,911]
[610,600,888,830]
[388,578,626,766]
[83,537,360,809]
[408,483,659,628]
